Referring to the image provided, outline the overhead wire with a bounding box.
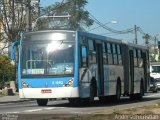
[85,8,134,34]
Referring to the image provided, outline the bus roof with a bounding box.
[24,30,75,35]
[78,31,148,50]
[22,30,148,50]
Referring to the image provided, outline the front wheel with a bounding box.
[37,99,48,106]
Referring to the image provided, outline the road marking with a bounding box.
[24,109,43,112]
[6,111,20,114]
[0,106,66,114]
[44,107,56,110]
[23,107,66,113]
[71,112,92,114]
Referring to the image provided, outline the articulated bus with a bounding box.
[11,16,149,106]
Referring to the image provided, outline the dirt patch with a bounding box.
[49,103,160,120]
[112,103,160,115]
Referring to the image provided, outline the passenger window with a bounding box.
[103,43,106,52]
[88,40,96,64]
[107,43,113,64]
[112,44,117,54]
[107,43,111,54]
[88,40,94,51]
[81,46,87,67]
[117,45,122,65]
[138,50,143,67]
[134,49,138,67]
[103,42,107,64]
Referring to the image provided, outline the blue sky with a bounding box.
[40,0,160,45]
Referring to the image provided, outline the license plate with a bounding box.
[41,89,52,93]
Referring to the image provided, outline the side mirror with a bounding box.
[82,46,87,58]
[10,41,20,60]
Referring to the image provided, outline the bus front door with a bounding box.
[96,43,104,96]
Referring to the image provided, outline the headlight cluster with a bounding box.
[22,80,31,88]
[63,78,74,87]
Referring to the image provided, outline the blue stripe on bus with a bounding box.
[18,32,23,89]
[73,31,79,87]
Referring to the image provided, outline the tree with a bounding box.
[0,0,40,86]
[41,0,94,30]
[0,0,39,55]
[0,55,15,89]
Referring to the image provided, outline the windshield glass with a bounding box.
[152,66,160,73]
[21,41,75,76]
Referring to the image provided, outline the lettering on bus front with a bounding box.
[52,81,64,85]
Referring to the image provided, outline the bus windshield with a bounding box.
[21,41,75,76]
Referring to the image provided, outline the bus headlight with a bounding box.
[22,80,31,88]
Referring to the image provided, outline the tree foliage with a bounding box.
[0,0,39,55]
[0,55,15,88]
[41,0,94,30]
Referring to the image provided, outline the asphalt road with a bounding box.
[0,92,160,120]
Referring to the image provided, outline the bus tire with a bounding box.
[115,80,121,102]
[37,99,48,106]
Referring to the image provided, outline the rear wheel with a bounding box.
[37,99,48,106]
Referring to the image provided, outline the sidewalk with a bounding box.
[0,94,32,103]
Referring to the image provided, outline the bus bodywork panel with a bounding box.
[122,44,149,95]
[78,31,124,98]
[103,65,124,96]
[19,87,79,99]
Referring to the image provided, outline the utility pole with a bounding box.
[134,25,138,44]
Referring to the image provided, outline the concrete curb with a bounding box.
[0,99,35,104]
[0,94,35,104]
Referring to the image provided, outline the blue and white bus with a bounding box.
[11,16,149,106]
